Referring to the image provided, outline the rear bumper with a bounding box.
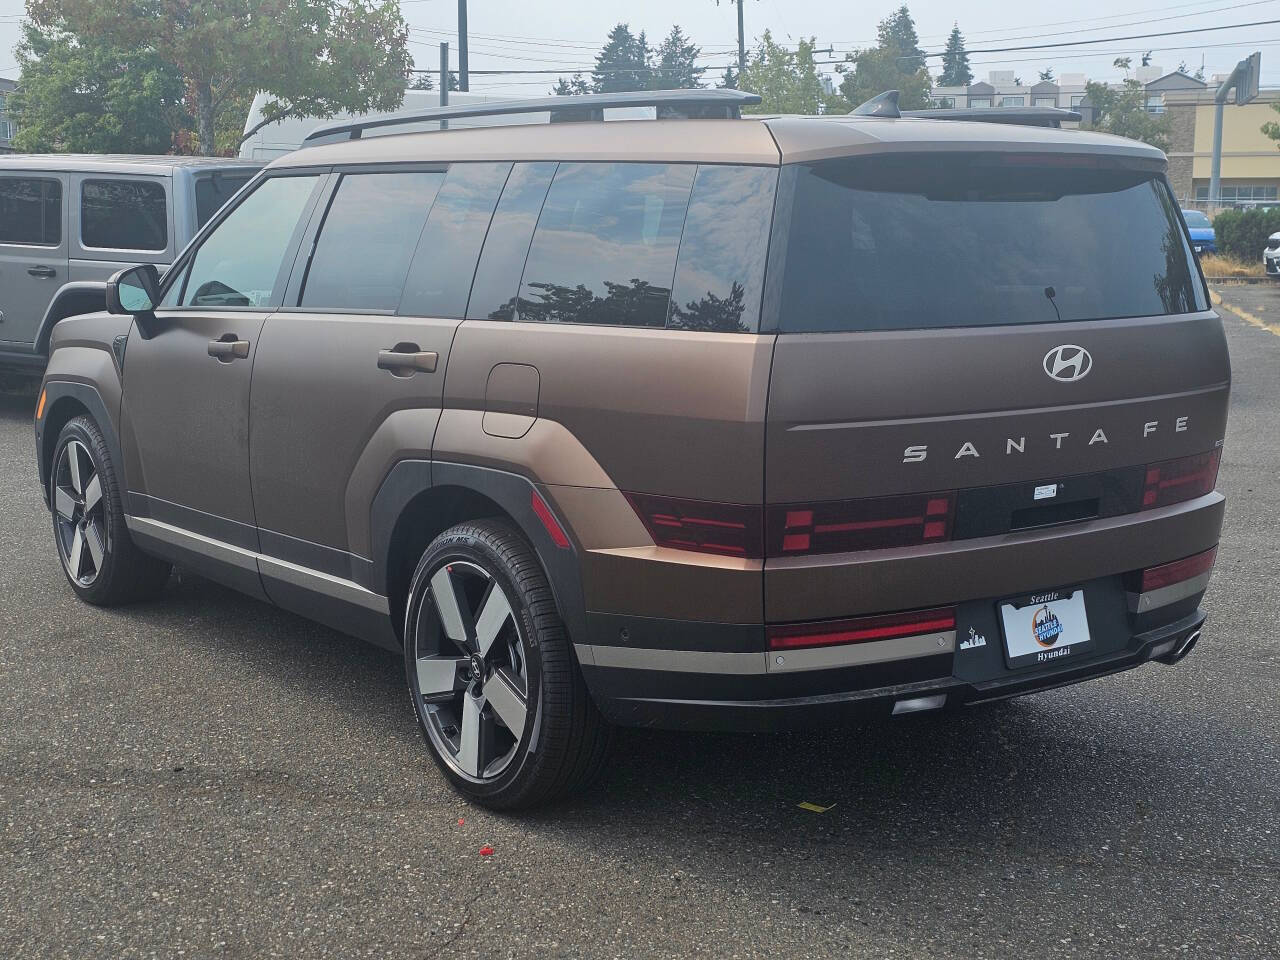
[580,607,1206,732]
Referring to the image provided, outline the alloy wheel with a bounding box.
[53,439,107,587]
[411,560,530,782]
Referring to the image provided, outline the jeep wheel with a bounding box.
[51,416,171,605]
[404,520,610,809]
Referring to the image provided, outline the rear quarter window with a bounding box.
[81,179,167,251]
[772,154,1206,333]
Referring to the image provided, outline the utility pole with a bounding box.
[440,42,449,129]
[1209,51,1260,204]
[458,0,469,92]
[736,0,746,74]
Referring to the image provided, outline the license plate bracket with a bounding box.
[998,588,1093,669]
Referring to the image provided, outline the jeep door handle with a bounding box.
[28,265,56,279]
[208,338,250,361]
[378,347,438,374]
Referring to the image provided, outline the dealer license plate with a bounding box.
[999,589,1092,669]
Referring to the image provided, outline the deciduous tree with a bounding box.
[1082,79,1172,152]
[738,31,833,114]
[26,0,412,155]
[839,5,931,109]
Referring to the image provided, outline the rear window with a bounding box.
[773,155,1206,333]
[0,177,61,246]
[196,173,253,227]
[81,179,167,250]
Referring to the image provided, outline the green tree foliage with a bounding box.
[552,74,591,96]
[839,5,932,110]
[1081,79,1172,152]
[719,66,738,89]
[938,24,971,87]
[409,69,458,93]
[1038,67,1055,82]
[651,25,702,89]
[9,19,187,153]
[27,0,412,155]
[1259,101,1280,150]
[591,23,651,93]
[1211,208,1280,260]
[738,31,835,114]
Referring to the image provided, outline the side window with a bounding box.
[299,171,444,312]
[467,162,557,321]
[173,174,321,309]
[195,173,254,227]
[517,162,696,328]
[81,179,167,251]
[668,165,777,333]
[398,162,510,318]
[0,177,62,246]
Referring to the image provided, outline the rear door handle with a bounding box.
[378,346,438,375]
[28,265,56,279]
[208,337,251,361]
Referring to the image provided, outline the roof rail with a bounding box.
[302,89,763,145]
[902,106,1082,128]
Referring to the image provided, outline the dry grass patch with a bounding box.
[1199,253,1265,278]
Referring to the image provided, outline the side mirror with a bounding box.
[106,264,161,315]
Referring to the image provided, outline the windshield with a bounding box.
[1181,209,1212,227]
[773,154,1207,333]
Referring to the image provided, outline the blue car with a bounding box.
[1181,209,1217,254]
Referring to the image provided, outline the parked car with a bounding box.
[1180,208,1217,254]
[1265,232,1280,275]
[34,90,1226,808]
[0,155,260,370]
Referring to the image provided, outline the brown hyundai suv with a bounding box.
[33,90,1228,808]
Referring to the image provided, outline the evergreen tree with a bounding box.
[939,24,971,86]
[719,66,738,89]
[651,25,702,89]
[592,23,651,93]
[840,6,931,109]
[1038,67,1055,82]
[552,73,591,96]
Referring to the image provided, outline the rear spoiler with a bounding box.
[851,90,1080,128]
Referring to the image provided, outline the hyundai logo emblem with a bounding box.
[1043,344,1093,382]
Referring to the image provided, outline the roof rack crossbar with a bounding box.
[302,89,763,145]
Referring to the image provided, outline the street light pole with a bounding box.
[458,0,469,92]
[440,42,449,129]
[737,0,745,74]
[1209,51,1260,205]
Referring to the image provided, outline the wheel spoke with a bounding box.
[82,473,103,515]
[54,486,77,521]
[473,581,513,658]
[483,668,527,735]
[84,521,105,572]
[416,656,466,699]
[456,692,484,777]
[68,527,85,579]
[430,566,471,646]
[67,442,84,495]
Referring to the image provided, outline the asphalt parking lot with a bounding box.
[1,296,1278,960]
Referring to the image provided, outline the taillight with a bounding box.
[624,492,763,558]
[768,606,956,651]
[1142,449,1221,509]
[766,491,955,556]
[1140,546,1217,593]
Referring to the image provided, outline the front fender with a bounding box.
[35,282,108,356]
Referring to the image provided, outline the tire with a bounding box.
[403,519,610,809]
[50,415,171,606]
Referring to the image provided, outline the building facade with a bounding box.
[1165,87,1280,206]
[0,78,16,153]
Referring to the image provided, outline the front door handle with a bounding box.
[378,345,438,375]
[208,337,251,361]
[28,265,56,279]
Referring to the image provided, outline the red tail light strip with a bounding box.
[1142,449,1221,509]
[1140,546,1218,594]
[769,607,957,651]
[624,492,764,558]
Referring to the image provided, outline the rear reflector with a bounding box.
[624,492,764,558]
[1142,449,1221,510]
[767,491,955,556]
[530,489,571,550]
[1140,546,1217,593]
[769,606,956,651]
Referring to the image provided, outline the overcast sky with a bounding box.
[2,0,1277,100]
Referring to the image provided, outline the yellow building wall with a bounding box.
[1191,101,1280,179]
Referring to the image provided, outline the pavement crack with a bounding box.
[422,887,489,958]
